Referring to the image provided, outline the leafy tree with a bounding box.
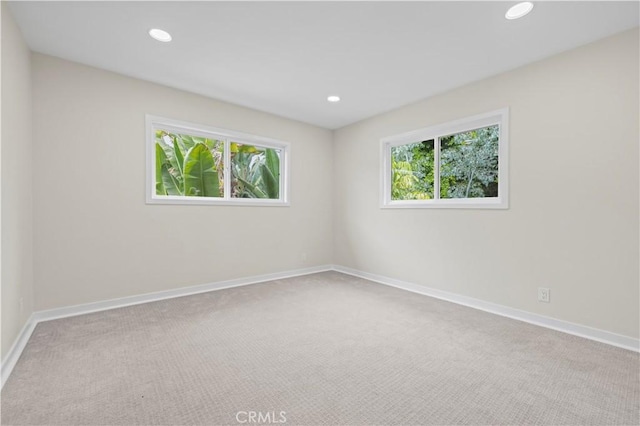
[390,125,499,200]
[440,125,499,198]
[391,140,434,200]
[391,159,420,199]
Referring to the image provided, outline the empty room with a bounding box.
[1,1,638,425]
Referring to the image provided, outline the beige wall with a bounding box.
[333,29,639,339]
[1,4,34,360]
[32,54,333,311]
[4,25,638,356]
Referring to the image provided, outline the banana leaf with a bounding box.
[155,143,167,195]
[237,176,268,198]
[183,143,220,197]
[161,163,182,196]
[260,163,278,199]
[265,148,280,180]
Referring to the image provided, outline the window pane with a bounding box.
[391,140,435,200]
[230,143,281,199]
[154,130,224,197]
[440,125,499,199]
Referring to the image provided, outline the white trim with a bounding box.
[1,314,37,388]
[34,265,331,323]
[146,114,290,206]
[147,195,290,207]
[384,197,507,210]
[380,108,508,146]
[381,108,509,209]
[146,115,290,151]
[434,137,441,201]
[0,265,332,389]
[332,265,640,353]
[3,264,636,389]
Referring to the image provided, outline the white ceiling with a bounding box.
[9,1,639,129]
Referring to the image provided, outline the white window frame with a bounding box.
[381,108,509,209]
[146,115,290,206]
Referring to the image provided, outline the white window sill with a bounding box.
[382,198,508,209]
[147,196,290,207]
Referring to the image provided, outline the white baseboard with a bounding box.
[33,265,332,323]
[3,263,637,390]
[1,314,37,388]
[332,265,639,353]
[1,265,332,389]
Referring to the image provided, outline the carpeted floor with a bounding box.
[1,271,638,425]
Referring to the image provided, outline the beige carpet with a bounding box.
[1,271,638,425]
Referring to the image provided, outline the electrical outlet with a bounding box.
[538,287,550,303]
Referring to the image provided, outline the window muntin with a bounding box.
[147,116,289,205]
[382,109,508,209]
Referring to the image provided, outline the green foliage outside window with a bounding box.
[155,130,224,197]
[440,125,499,199]
[155,130,281,199]
[391,140,434,200]
[230,143,280,199]
[390,125,499,200]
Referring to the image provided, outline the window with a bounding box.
[146,115,289,205]
[381,109,508,209]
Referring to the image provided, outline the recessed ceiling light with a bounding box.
[505,2,534,20]
[149,28,172,42]
[327,95,341,103]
